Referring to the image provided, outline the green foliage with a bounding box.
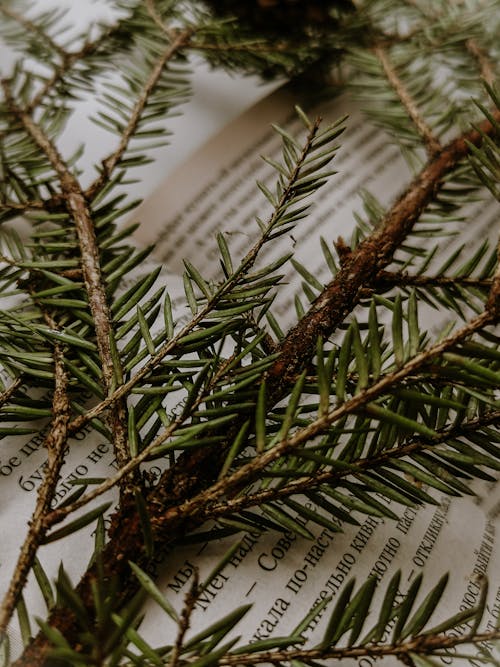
[0,0,499,666]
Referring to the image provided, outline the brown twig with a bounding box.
[168,570,200,667]
[0,337,69,634]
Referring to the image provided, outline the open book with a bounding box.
[1,81,499,665]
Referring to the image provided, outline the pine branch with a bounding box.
[12,106,499,666]
[1,3,499,666]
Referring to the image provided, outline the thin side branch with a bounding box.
[373,45,442,156]
[217,628,500,665]
[204,409,500,519]
[168,570,199,667]
[0,340,69,634]
[466,39,496,85]
[145,0,178,41]
[84,28,194,202]
[0,200,45,211]
[0,377,22,409]
[0,4,67,59]
[27,27,122,113]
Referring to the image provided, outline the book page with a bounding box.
[1,83,499,665]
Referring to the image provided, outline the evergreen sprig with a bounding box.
[0,0,499,666]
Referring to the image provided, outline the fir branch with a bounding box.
[39,116,331,522]
[26,25,126,114]
[1,4,135,116]
[0,4,67,59]
[1,3,499,665]
[48,104,500,459]
[9,114,347,665]
[14,111,499,665]
[167,310,492,522]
